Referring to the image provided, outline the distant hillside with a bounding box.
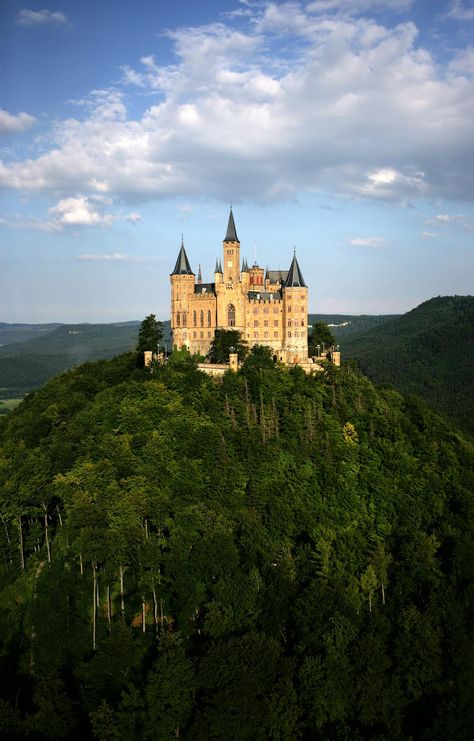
[0,323,139,398]
[0,322,61,346]
[310,313,400,339]
[0,320,175,399]
[342,296,474,436]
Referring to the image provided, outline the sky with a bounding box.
[1,0,474,322]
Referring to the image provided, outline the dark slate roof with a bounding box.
[194,283,216,295]
[284,254,306,288]
[224,209,239,243]
[171,239,194,275]
[241,258,249,272]
[267,270,288,285]
[247,290,282,301]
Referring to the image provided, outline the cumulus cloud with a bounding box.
[427,213,474,230]
[0,195,141,232]
[349,237,385,247]
[2,4,474,205]
[16,9,69,27]
[0,108,36,134]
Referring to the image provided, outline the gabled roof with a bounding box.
[194,283,216,295]
[284,253,306,288]
[224,208,239,243]
[267,269,288,285]
[171,238,194,276]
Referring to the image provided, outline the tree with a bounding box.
[136,314,164,357]
[308,322,335,355]
[208,330,248,364]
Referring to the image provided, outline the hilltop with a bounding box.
[342,296,474,436]
[0,314,397,402]
[0,352,473,738]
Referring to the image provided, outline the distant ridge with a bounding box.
[342,296,474,436]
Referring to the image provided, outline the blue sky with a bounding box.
[1,0,474,322]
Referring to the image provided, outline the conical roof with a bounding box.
[171,238,194,276]
[224,208,239,243]
[284,252,306,288]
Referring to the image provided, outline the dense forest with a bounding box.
[342,296,474,437]
[0,349,473,739]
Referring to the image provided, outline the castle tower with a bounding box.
[170,237,195,350]
[283,252,308,363]
[216,209,246,332]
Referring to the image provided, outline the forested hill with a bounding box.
[342,295,474,437]
[0,352,473,739]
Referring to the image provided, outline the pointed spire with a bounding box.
[224,208,239,243]
[171,237,194,275]
[284,251,306,288]
[197,264,202,284]
[218,259,223,273]
[241,257,249,272]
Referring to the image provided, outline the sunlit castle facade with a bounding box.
[170,210,309,365]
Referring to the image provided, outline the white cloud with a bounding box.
[446,1,474,21]
[349,237,385,247]
[16,9,68,27]
[0,108,36,134]
[420,231,437,238]
[0,195,141,232]
[2,6,474,205]
[75,252,139,262]
[427,213,474,230]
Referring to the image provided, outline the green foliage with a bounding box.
[208,329,248,363]
[136,314,164,357]
[308,321,336,354]
[0,350,473,738]
[343,295,474,436]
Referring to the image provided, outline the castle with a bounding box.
[170,210,309,365]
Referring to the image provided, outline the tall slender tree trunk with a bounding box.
[43,502,51,564]
[381,582,386,605]
[152,588,158,634]
[1,513,12,564]
[107,585,112,630]
[119,564,125,620]
[17,516,25,571]
[92,562,97,651]
[79,552,84,576]
[56,505,63,527]
[142,597,146,633]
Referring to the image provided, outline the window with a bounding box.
[193,311,197,326]
[176,312,181,326]
[273,307,279,314]
[254,320,258,327]
[301,306,305,312]
[274,320,278,327]
[288,331,292,338]
[207,310,211,326]
[274,332,278,338]
[228,304,236,326]
[193,331,196,338]
[200,310,204,327]
[182,313,187,326]
[264,331,269,339]
[200,331,203,338]
[288,306,292,312]
[301,319,305,326]
[254,332,258,339]
[264,320,268,327]
[253,307,258,315]
[263,307,269,314]
[208,331,211,338]
[287,319,292,327]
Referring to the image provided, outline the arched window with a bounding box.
[200,310,204,327]
[176,312,181,326]
[228,304,236,327]
[207,310,211,326]
[182,312,187,326]
[193,310,197,326]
